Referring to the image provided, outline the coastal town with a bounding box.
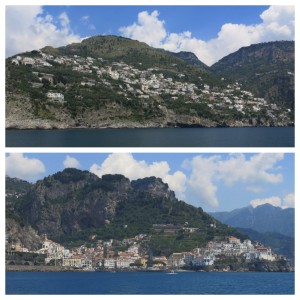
[6,229,287,272]
[8,50,293,124]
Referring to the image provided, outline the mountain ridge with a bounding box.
[6,169,247,254]
[211,41,294,111]
[210,203,294,238]
[6,36,294,129]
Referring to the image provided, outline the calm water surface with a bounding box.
[6,271,294,295]
[6,127,294,147]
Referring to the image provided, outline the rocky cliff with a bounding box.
[211,41,295,111]
[9,169,245,247]
[6,93,291,129]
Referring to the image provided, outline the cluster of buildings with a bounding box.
[9,51,292,121]
[6,232,280,271]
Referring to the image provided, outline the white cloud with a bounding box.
[6,6,82,57]
[6,153,45,182]
[216,153,284,185]
[282,193,295,208]
[246,186,265,193]
[81,15,89,21]
[119,6,294,66]
[90,153,186,200]
[250,196,282,208]
[63,155,81,169]
[58,12,71,30]
[119,10,166,48]
[250,193,294,209]
[183,154,284,208]
[184,156,219,208]
[81,15,96,30]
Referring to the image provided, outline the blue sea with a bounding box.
[6,272,294,295]
[5,127,294,147]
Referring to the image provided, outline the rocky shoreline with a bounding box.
[6,95,294,130]
[5,122,294,130]
[6,260,294,273]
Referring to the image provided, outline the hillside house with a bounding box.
[12,59,19,65]
[228,236,241,244]
[46,92,64,102]
[22,57,35,65]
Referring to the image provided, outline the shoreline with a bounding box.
[6,265,294,273]
[5,125,295,130]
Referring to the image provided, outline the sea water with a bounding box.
[6,271,295,295]
[6,127,294,147]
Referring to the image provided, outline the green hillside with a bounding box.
[211,41,295,111]
[8,169,247,255]
[6,36,293,129]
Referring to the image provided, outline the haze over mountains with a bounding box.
[209,204,295,263]
[210,203,294,238]
[6,36,294,129]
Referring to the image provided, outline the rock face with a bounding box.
[5,97,291,129]
[203,260,293,272]
[17,170,124,236]
[13,169,185,239]
[170,51,209,70]
[211,41,295,110]
[248,260,293,272]
[10,169,249,248]
[212,41,294,67]
[6,218,43,251]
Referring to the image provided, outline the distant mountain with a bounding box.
[6,170,247,254]
[170,51,209,70]
[210,203,294,238]
[211,41,295,111]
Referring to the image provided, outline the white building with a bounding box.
[116,258,136,268]
[46,92,64,102]
[101,259,115,269]
[62,256,83,268]
[22,57,35,65]
[192,255,215,266]
[127,245,139,255]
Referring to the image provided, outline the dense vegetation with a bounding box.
[7,170,248,255]
[211,41,295,111]
[6,37,294,128]
[6,176,32,196]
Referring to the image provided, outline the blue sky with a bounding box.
[5,153,295,212]
[42,6,268,40]
[5,5,295,65]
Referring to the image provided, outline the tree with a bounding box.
[42,78,50,89]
